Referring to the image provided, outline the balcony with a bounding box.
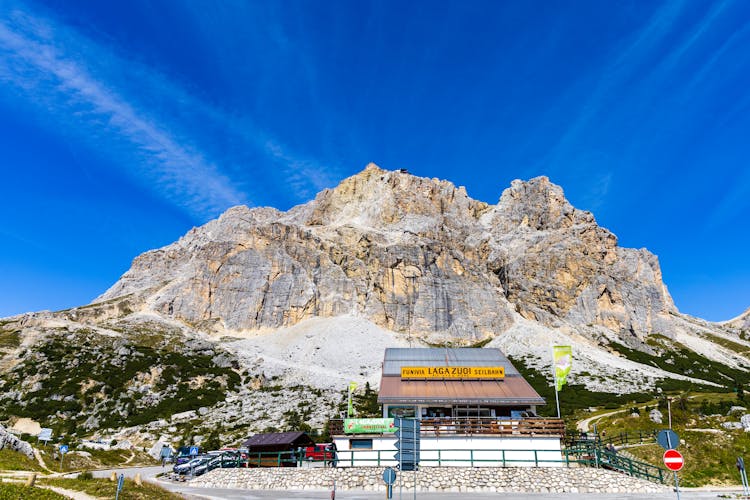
[329,417,565,438]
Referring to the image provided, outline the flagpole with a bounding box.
[552,346,561,418]
[347,382,358,418]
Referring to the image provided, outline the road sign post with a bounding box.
[115,473,124,500]
[394,418,420,500]
[657,429,679,450]
[394,418,420,471]
[58,444,68,472]
[737,457,749,495]
[663,449,684,472]
[383,467,397,499]
[663,449,683,500]
[38,428,53,445]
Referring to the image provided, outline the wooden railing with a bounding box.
[329,417,565,437]
[420,417,565,437]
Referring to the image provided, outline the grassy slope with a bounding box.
[0,326,240,436]
[594,393,749,487]
[0,483,66,500]
[0,449,44,471]
[40,477,183,500]
[36,446,157,472]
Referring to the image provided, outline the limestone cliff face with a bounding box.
[728,308,750,330]
[481,177,676,340]
[98,164,677,343]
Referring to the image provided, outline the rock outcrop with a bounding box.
[0,425,34,459]
[728,308,750,330]
[1,164,747,441]
[97,165,677,344]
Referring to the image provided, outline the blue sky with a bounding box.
[1,0,748,322]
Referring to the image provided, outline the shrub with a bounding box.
[77,471,93,481]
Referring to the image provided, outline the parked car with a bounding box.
[174,446,202,466]
[304,443,337,463]
[173,456,210,475]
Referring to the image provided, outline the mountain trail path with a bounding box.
[576,408,627,432]
[43,485,99,500]
[33,448,54,473]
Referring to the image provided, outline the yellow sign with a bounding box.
[400,366,505,379]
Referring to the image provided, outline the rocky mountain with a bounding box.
[1,164,748,445]
[727,308,750,330]
[98,164,672,342]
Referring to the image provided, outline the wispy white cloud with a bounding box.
[264,140,338,201]
[0,8,249,219]
[0,4,339,219]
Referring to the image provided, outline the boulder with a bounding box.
[0,425,34,459]
[722,422,743,430]
[740,414,750,431]
[649,409,663,424]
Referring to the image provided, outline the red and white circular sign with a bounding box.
[663,449,684,471]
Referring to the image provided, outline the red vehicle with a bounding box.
[304,443,335,461]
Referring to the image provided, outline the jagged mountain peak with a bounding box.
[727,307,750,330]
[4,164,750,442]
[494,175,597,232]
[306,164,488,231]
[91,165,682,349]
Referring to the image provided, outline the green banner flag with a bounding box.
[347,382,358,417]
[343,418,397,434]
[553,345,572,391]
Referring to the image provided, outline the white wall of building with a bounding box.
[332,435,563,468]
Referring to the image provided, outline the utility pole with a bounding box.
[668,398,672,429]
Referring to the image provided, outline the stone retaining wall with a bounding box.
[189,467,668,494]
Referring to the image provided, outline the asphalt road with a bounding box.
[89,466,744,500]
[172,490,740,500]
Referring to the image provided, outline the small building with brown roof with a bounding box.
[378,347,545,419]
[331,347,564,468]
[242,431,314,467]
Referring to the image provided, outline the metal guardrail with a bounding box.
[565,430,657,448]
[564,439,664,484]
[194,445,663,484]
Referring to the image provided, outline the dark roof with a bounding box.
[242,431,314,451]
[382,348,520,376]
[378,348,545,406]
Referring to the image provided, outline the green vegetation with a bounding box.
[40,477,183,500]
[468,337,494,348]
[0,327,241,432]
[701,332,750,357]
[0,483,66,500]
[608,339,750,392]
[508,355,653,419]
[76,470,93,481]
[0,325,20,349]
[353,382,380,417]
[0,448,44,471]
[593,392,750,487]
[36,446,156,472]
[0,332,20,349]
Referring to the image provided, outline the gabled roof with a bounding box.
[242,431,314,450]
[382,348,521,376]
[377,348,545,406]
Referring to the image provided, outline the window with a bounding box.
[350,439,373,449]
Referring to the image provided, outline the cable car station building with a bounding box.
[331,348,565,467]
